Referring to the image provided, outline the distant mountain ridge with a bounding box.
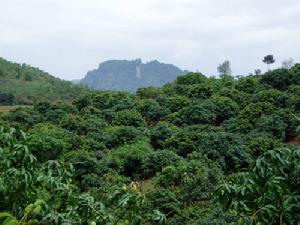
[80,59,187,92]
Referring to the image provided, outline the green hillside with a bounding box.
[1,64,300,224]
[0,57,90,105]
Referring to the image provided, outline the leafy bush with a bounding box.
[113,109,146,127]
[111,141,153,178]
[217,87,247,107]
[244,132,283,157]
[136,87,162,99]
[101,126,148,149]
[235,76,260,94]
[261,68,297,90]
[27,123,70,162]
[217,148,300,224]
[136,99,168,123]
[141,150,183,177]
[150,122,178,149]
[239,102,275,123]
[147,189,181,217]
[175,72,207,85]
[0,127,166,224]
[164,129,199,156]
[187,84,213,99]
[156,155,221,204]
[210,96,238,124]
[181,101,216,125]
[222,117,252,134]
[63,150,105,190]
[156,95,191,113]
[0,126,74,217]
[196,132,250,172]
[255,114,288,140]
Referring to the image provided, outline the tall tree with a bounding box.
[254,69,261,75]
[282,58,294,69]
[217,60,232,77]
[263,55,275,71]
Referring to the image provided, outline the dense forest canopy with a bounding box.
[0,62,300,224]
[0,58,90,105]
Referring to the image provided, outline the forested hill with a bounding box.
[80,59,187,92]
[0,57,90,105]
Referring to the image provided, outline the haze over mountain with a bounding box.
[80,59,187,92]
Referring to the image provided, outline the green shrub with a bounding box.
[141,150,183,177]
[187,84,213,99]
[101,126,148,149]
[27,123,70,161]
[150,122,178,149]
[261,68,297,90]
[111,141,153,178]
[113,109,146,127]
[181,101,216,125]
[217,148,300,224]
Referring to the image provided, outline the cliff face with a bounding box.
[80,59,186,92]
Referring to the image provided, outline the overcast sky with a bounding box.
[0,0,299,80]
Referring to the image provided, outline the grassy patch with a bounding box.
[0,105,28,113]
[138,179,155,193]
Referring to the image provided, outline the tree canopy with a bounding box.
[0,62,299,224]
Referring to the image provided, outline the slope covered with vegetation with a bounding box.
[0,64,300,224]
[80,59,186,92]
[0,58,90,105]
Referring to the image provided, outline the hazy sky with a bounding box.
[0,0,299,80]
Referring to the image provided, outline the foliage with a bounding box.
[0,126,74,218]
[156,95,191,113]
[147,189,181,217]
[261,68,296,90]
[235,76,260,94]
[255,114,288,140]
[175,72,206,85]
[1,63,300,224]
[217,148,300,224]
[136,87,162,99]
[196,132,250,172]
[113,109,146,127]
[141,150,183,177]
[182,101,216,125]
[187,84,213,99]
[156,154,221,205]
[262,55,275,70]
[111,141,153,178]
[101,126,148,149]
[239,102,275,123]
[0,126,165,224]
[136,99,168,123]
[217,60,232,77]
[210,96,238,124]
[27,123,70,161]
[0,91,22,105]
[150,122,178,149]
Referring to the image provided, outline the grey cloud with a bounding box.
[0,0,299,79]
